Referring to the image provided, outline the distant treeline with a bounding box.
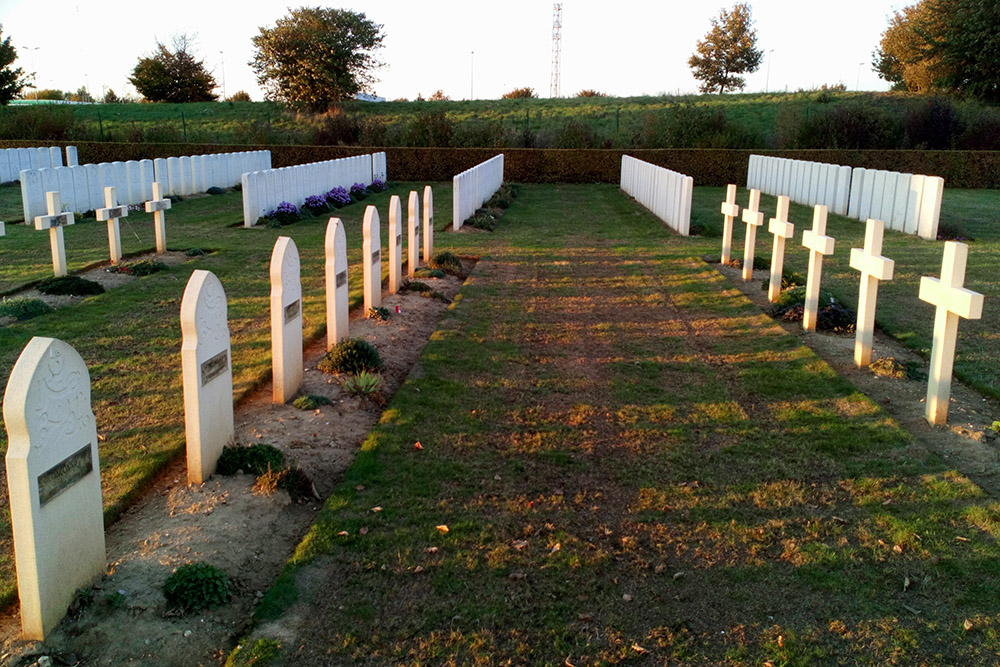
[1,91,998,151]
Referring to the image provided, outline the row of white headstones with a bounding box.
[28,184,172,277]
[719,185,984,426]
[452,154,504,230]
[1,186,433,640]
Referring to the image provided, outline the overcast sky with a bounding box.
[0,0,911,101]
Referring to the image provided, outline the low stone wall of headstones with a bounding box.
[747,154,944,241]
[620,155,693,236]
[452,154,504,231]
[241,152,385,228]
[747,155,852,217]
[0,146,77,184]
[18,151,270,223]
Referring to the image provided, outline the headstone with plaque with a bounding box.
[180,270,234,484]
[408,190,421,278]
[325,218,349,348]
[363,205,382,314]
[388,195,402,294]
[270,236,303,404]
[4,336,106,639]
[423,185,434,263]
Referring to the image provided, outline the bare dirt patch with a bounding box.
[0,261,473,667]
[714,260,1000,496]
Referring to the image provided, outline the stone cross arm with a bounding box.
[145,198,171,213]
[849,246,894,281]
[721,201,739,218]
[742,206,763,226]
[768,217,794,238]
[803,229,834,255]
[96,205,128,221]
[34,211,73,230]
[919,277,984,320]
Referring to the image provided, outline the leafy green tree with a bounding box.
[872,1,940,92]
[0,26,29,104]
[129,35,217,103]
[688,3,763,94]
[103,88,120,104]
[575,89,607,97]
[226,90,252,102]
[501,87,537,99]
[922,0,1000,102]
[251,7,385,111]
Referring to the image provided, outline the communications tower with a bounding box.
[550,4,562,98]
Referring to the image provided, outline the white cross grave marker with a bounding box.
[363,205,382,313]
[740,189,764,282]
[849,219,895,368]
[408,190,421,278]
[95,186,128,265]
[145,181,171,254]
[423,185,434,263]
[767,195,795,303]
[720,184,740,265]
[270,237,303,404]
[33,192,74,277]
[919,241,984,424]
[388,195,402,295]
[800,205,835,332]
[180,270,234,484]
[3,337,106,640]
[325,218,349,348]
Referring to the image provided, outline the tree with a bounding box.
[129,35,217,103]
[688,3,763,94]
[502,87,537,99]
[0,26,28,104]
[226,91,252,102]
[67,86,94,103]
[251,7,385,111]
[872,1,940,92]
[428,89,450,101]
[103,88,120,104]
[575,89,607,97]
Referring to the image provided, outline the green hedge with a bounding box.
[2,140,997,188]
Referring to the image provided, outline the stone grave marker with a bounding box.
[388,195,403,294]
[85,164,102,212]
[55,168,76,212]
[423,185,434,263]
[801,205,835,332]
[153,158,168,191]
[270,237,303,404]
[3,336,106,639]
[766,196,794,303]
[48,147,62,168]
[719,184,740,265]
[139,159,155,201]
[167,157,182,196]
[39,168,57,202]
[180,270,234,484]
[34,192,74,277]
[145,182,171,253]
[71,167,88,212]
[849,219,895,368]
[112,162,128,202]
[740,189,764,282]
[126,160,142,204]
[325,218,349,348]
[363,205,382,313]
[919,242,984,424]
[19,168,42,224]
[95,186,128,265]
[0,221,5,236]
[408,190,421,278]
[65,145,78,167]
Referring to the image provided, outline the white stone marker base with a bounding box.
[801,205,835,332]
[720,184,740,265]
[33,191,74,277]
[919,241,984,424]
[180,270,234,484]
[408,190,421,278]
[4,337,106,640]
[849,219,895,368]
[363,206,382,314]
[145,182,171,253]
[95,186,128,265]
[388,196,402,295]
[767,195,794,303]
[270,237,303,404]
[741,189,764,282]
[423,186,434,263]
[325,218,349,349]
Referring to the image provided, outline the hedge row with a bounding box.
[2,140,998,189]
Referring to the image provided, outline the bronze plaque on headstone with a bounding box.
[37,444,93,506]
[284,299,301,323]
[396,235,402,246]
[200,349,229,385]
[371,250,380,264]
[336,270,347,288]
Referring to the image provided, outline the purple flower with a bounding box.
[271,201,298,216]
[326,186,351,207]
[350,182,367,197]
[371,178,386,192]
[304,194,328,209]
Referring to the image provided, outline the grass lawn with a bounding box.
[0,180,452,606]
[240,183,1000,664]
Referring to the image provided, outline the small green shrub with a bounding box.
[991,421,1000,434]
[0,297,52,321]
[342,370,383,397]
[402,281,432,292]
[226,638,282,667]
[292,394,333,410]
[206,186,225,195]
[37,275,105,296]
[216,443,286,476]
[107,260,167,277]
[318,338,384,374]
[163,562,231,613]
[413,268,446,279]
[368,306,391,321]
[429,251,462,275]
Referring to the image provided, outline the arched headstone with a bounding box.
[270,237,303,404]
[408,190,421,278]
[423,186,434,263]
[325,218,349,348]
[388,195,402,294]
[363,205,382,313]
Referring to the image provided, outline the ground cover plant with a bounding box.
[0,178,452,607]
[245,183,1000,664]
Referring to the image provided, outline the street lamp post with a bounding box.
[219,51,226,100]
[470,51,474,100]
[765,49,775,93]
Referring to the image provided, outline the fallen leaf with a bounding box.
[359,527,369,535]
[964,619,973,632]
[631,643,648,654]
[436,525,449,533]
[777,635,784,648]
[564,658,576,667]
[673,571,685,580]
[356,485,365,491]
[426,547,439,553]
[577,613,593,622]
[413,566,424,574]
[512,540,528,551]
[414,441,423,450]
[903,575,910,591]
[372,506,382,513]
[337,530,348,536]
[654,564,667,574]
[622,593,633,602]
[549,543,561,555]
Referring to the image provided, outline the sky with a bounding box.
[0,0,915,102]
